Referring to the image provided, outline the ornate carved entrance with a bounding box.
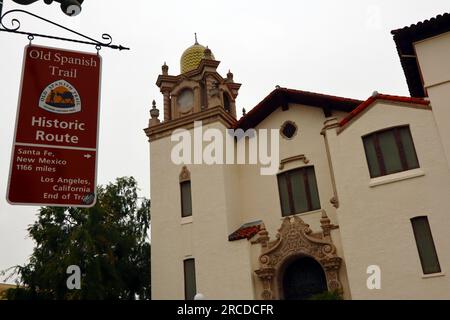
[254,212,343,300]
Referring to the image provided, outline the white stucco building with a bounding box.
[145,13,450,300]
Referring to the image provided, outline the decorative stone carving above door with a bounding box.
[253,212,343,300]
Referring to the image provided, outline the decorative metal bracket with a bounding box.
[0,9,129,50]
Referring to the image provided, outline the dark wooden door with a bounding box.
[282,257,327,300]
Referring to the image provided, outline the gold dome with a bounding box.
[180,42,215,74]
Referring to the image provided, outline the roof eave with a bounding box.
[235,88,363,131]
[391,12,450,98]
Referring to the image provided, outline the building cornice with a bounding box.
[144,106,237,142]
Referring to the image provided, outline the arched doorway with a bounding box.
[254,215,343,300]
[281,257,327,300]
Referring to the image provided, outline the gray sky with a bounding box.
[1,0,448,283]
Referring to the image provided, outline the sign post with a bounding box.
[7,45,101,207]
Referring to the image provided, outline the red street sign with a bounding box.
[7,45,101,207]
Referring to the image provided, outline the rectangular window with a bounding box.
[277,166,321,216]
[184,258,197,300]
[363,126,420,178]
[411,217,441,275]
[180,181,192,217]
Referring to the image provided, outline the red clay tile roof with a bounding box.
[235,88,363,130]
[391,12,450,98]
[228,220,263,241]
[339,93,431,128]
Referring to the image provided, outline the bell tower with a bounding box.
[149,36,241,127]
[145,37,249,300]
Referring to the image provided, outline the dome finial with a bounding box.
[194,32,198,44]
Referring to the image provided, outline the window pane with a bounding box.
[306,167,321,210]
[277,174,291,216]
[378,130,402,174]
[290,170,309,214]
[181,181,192,217]
[277,166,321,216]
[363,135,381,177]
[400,127,419,170]
[184,259,197,300]
[411,217,441,275]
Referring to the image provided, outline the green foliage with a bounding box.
[308,290,343,300]
[4,177,150,300]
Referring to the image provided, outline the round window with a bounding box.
[280,121,298,139]
[177,89,194,113]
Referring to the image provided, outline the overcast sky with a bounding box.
[1,0,448,283]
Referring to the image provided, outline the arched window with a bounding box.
[200,81,207,110]
[362,125,419,178]
[223,93,231,113]
[179,166,192,217]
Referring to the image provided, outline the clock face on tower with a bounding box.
[177,89,194,113]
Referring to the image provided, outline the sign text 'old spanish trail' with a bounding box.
[7,45,102,207]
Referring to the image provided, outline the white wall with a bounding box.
[328,100,450,299]
[238,105,351,299]
[415,32,450,168]
[150,104,355,300]
[150,121,254,300]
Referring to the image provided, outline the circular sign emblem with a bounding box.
[39,80,81,114]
